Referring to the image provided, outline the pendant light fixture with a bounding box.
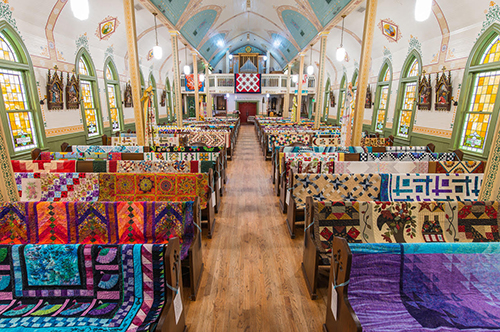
[306,44,314,75]
[415,0,433,22]
[70,0,89,21]
[152,13,162,60]
[336,15,347,62]
[183,45,191,75]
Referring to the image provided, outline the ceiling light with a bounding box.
[184,65,191,75]
[217,39,224,47]
[229,54,233,60]
[199,73,205,82]
[183,44,190,75]
[292,75,298,83]
[152,13,162,60]
[415,0,432,22]
[70,0,89,20]
[306,44,314,75]
[263,55,268,61]
[274,40,280,47]
[336,15,346,62]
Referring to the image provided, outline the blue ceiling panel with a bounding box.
[307,0,352,27]
[271,33,298,63]
[281,10,318,50]
[200,33,226,60]
[180,10,217,48]
[150,0,190,26]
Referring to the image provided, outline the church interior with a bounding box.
[0,0,498,331]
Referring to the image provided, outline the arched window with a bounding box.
[351,69,359,106]
[148,73,159,123]
[322,77,331,121]
[0,22,44,156]
[372,60,392,132]
[453,25,500,157]
[140,70,145,94]
[76,49,102,138]
[104,58,123,132]
[394,51,421,138]
[337,73,347,123]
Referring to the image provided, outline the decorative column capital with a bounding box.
[318,31,330,37]
[169,30,180,36]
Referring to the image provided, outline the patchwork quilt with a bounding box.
[15,173,99,202]
[386,146,428,153]
[0,243,166,331]
[284,153,339,185]
[40,152,85,160]
[311,136,341,147]
[72,145,144,154]
[157,135,179,147]
[333,161,429,174]
[111,136,138,146]
[380,173,483,201]
[99,173,210,209]
[360,137,391,147]
[291,174,381,209]
[360,152,456,162]
[107,160,214,174]
[150,146,222,153]
[0,201,195,259]
[268,133,311,152]
[12,160,76,173]
[144,152,218,162]
[348,242,500,331]
[188,132,228,148]
[430,160,486,174]
[235,73,261,93]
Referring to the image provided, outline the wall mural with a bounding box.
[418,73,432,111]
[95,16,120,41]
[378,19,402,43]
[147,49,154,61]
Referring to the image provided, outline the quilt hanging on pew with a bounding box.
[12,160,76,173]
[0,243,166,331]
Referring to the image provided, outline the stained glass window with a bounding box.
[397,82,417,137]
[105,66,113,80]
[81,80,98,136]
[402,82,417,110]
[375,86,389,132]
[7,111,37,151]
[407,59,419,77]
[0,35,17,62]
[107,84,120,131]
[383,68,390,82]
[459,70,500,153]
[79,59,89,76]
[0,68,27,111]
[481,37,500,64]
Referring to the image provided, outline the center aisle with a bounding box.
[184,125,326,331]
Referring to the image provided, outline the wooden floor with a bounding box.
[184,125,326,331]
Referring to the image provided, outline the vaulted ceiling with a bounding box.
[142,0,360,68]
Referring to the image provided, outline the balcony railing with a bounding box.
[180,74,316,94]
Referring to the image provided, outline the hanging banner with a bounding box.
[185,74,205,92]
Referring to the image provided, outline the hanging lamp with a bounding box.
[70,0,89,20]
[183,45,191,75]
[152,13,162,60]
[336,15,347,62]
[306,44,314,75]
[415,0,432,22]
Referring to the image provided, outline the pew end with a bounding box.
[302,196,320,300]
[61,142,72,152]
[427,143,436,152]
[184,197,204,301]
[31,148,42,160]
[323,237,362,332]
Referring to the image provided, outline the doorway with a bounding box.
[239,102,257,124]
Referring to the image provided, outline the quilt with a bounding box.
[111,136,138,146]
[107,160,213,173]
[185,74,205,92]
[360,152,456,162]
[291,174,381,209]
[188,132,227,148]
[311,136,341,147]
[157,135,179,147]
[40,152,85,160]
[144,152,218,162]
[73,145,144,154]
[348,242,500,331]
[456,201,500,242]
[0,243,166,331]
[360,137,390,147]
[12,160,76,173]
[0,201,195,259]
[150,146,222,153]
[15,173,99,202]
[333,161,428,174]
[386,146,428,153]
[430,160,486,174]
[235,73,261,93]
[284,153,338,184]
[380,173,483,201]
[99,173,210,209]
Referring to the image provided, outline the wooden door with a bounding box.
[239,102,257,123]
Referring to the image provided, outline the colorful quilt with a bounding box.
[157,135,179,147]
[144,152,218,162]
[0,201,195,259]
[456,201,500,242]
[284,153,338,184]
[311,136,341,147]
[188,132,227,148]
[111,136,138,146]
[235,73,261,93]
[40,152,85,160]
[150,146,222,153]
[84,152,110,160]
[106,160,213,173]
[0,243,166,331]
[99,173,210,209]
[431,160,486,174]
[348,242,500,331]
[73,145,144,154]
[12,160,76,173]
[380,173,483,201]
[360,152,456,162]
[185,74,204,92]
[291,174,381,209]
[386,146,428,153]
[269,134,311,152]
[15,173,99,202]
[333,161,428,174]
[360,137,391,147]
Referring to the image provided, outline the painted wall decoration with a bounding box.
[378,19,402,43]
[435,70,452,111]
[124,82,133,108]
[160,90,166,107]
[46,68,64,110]
[65,72,79,110]
[365,85,372,109]
[95,16,120,41]
[418,73,432,111]
[147,49,154,61]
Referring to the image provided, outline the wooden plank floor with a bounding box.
[184,125,326,331]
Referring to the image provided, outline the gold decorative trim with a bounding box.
[45,125,84,137]
[412,126,452,138]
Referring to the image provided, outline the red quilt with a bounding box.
[235,73,261,93]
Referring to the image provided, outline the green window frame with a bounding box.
[103,58,123,133]
[322,77,331,122]
[148,73,159,124]
[0,22,45,157]
[451,24,500,158]
[76,48,103,138]
[165,78,172,122]
[371,60,393,133]
[336,73,347,124]
[393,50,422,139]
